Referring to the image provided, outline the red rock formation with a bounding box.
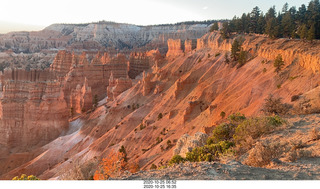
[70,78,92,114]
[184,39,196,53]
[142,71,154,96]
[128,52,151,79]
[107,73,132,101]
[0,69,68,151]
[166,39,184,57]
[50,50,73,77]
[0,50,132,152]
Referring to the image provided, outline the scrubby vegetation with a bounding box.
[169,113,286,165]
[261,95,292,115]
[12,174,40,180]
[169,155,185,165]
[220,111,226,119]
[185,141,234,162]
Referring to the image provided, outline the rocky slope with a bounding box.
[1,31,320,180]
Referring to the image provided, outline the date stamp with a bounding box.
[143,180,177,188]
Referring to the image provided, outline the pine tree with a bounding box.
[210,22,219,32]
[265,6,277,38]
[298,24,308,39]
[231,39,241,61]
[307,25,316,41]
[238,49,248,67]
[274,54,285,73]
[220,22,230,39]
[240,13,249,33]
[249,6,261,33]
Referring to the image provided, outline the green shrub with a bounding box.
[167,140,172,146]
[291,95,300,102]
[207,123,235,145]
[169,155,185,165]
[139,123,146,130]
[158,113,163,120]
[233,116,285,145]
[156,137,163,144]
[150,164,157,170]
[119,145,127,162]
[220,111,226,119]
[261,95,291,115]
[215,53,221,57]
[289,76,298,81]
[228,112,246,124]
[186,141,234,162]
[263,68,267,73]
[12,174,40,180]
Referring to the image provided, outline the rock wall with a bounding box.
[166,39,184,57]
[0,69,68,151]
[185,39,197,53]
[107,73,132,101]
[128,52,151,79]
[199,32,320,73]
[128,50,163,79]
[142,71,155,96]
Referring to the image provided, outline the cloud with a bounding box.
[202,6,208,10]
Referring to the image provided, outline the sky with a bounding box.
[0,0,311,33]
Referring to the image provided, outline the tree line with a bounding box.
[211,0,320,40]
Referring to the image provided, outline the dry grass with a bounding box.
[244,141,287,167]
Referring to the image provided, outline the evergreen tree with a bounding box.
[240,13,249,33]
[119,145,128,162]
[307,25,316,41]
[216,0,320,40]
[298,24,308,39]
[249,6,261,33]
[220,22,231,39]
[298,4,307,23]
[265,6,277,38]
[210,22,219,32]
[307,0,320,38]
[274,54,285,73]
[257,13,266,34]
[231,39,242,61]
[282,2,289,13]
[238,49,248,67]
[282,11,294,38]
